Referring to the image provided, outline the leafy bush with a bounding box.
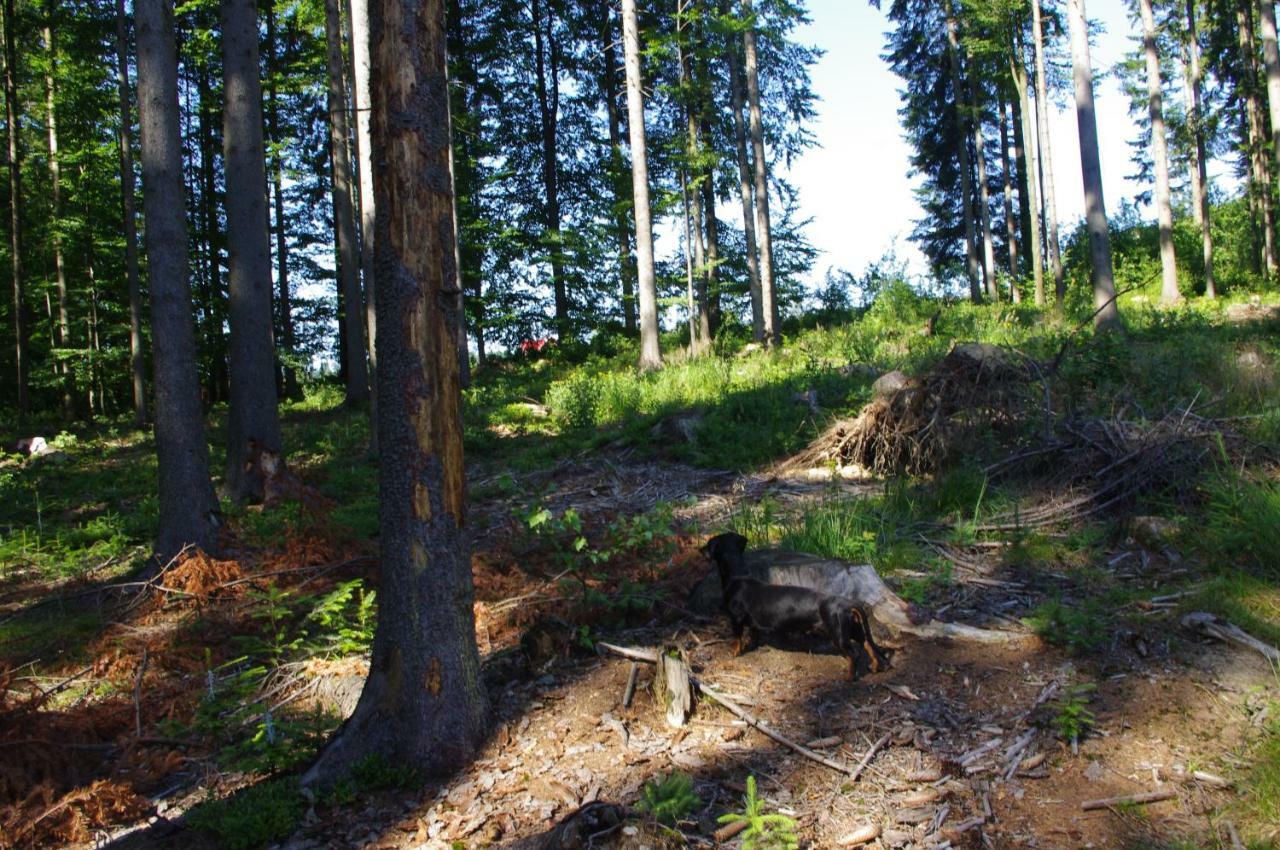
[187,777,306,850]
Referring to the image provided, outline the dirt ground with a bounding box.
[9,455,1279,849]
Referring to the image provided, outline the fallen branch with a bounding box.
[1181,612,1280,665]
[850,732,891,782]
[1080,789,1176,811]
[596,642,858,775]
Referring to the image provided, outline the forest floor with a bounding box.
[2,293,1279,849]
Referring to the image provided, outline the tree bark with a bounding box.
[532,0,568,338]
[1012,48,1041,306]
[1031,0,1064,303]
[701,145,722,334]
[726,43,763,340]
[968,71,999,301]
[265,0,300,401]
[135,0,220,563]
[324,0,369,403]
[944,2,981,303]
[2,0,27,418]
[1183,0,1214,298]
[1010,84,1032,286]
[115,0,146,424]
[1138,0,1180,305]
[197,63,228,403]
[742,0,779,343]
[601,12,636,335]
[302,0,487,786]
[1067,0,1121,332]
[222,0,285,502]
[999,94,1020,283]
[42,16,74,418]
[622,0,661,370]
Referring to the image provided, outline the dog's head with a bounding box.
[701,532,749,587]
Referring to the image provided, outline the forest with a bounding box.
[0,0,1278,846]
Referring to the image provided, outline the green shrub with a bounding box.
[187,777,306,850]
[636,771,700,825]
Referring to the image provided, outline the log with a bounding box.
[654,645,692,728]
[1181,612,1280,665]
[1080,789,1176,811]
[688,548,1036,647]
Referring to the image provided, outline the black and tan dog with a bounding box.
[701,532,890,680]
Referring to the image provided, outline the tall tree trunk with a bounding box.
[726,44,763,340]
[1183,0,1214,297]
[621,0,660,370]
[680,168,698,349]
[743,0,779,343]
[701,147,722,334]
[1067,0,1121,331]
[999,94,1020,282]
[42,16,73,418]
[679,12,711,355]
[1012,49,1041,306]
[1139,0,1181,305]
[324,0,369,403]
[1031,0,1064,303]
[944,3,981,302]
[349,0,379,430]
[1010,85,1032,285]
[301,0,487,786]
[532,0,568,338]
[222,0,285,503]
[135,0,220,564]
[968,72,999,301]
[1239,3,1278,280]
[115,0,146,424]
[601,13,636,335]
[265,0,300,401]
[1258,0,1280,166]
[197,64,228,403]
[2,0,27,418]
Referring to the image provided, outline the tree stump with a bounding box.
[652,644,692,728]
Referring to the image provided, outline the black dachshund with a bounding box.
[700,532,890,680]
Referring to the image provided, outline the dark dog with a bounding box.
[700,532,889,680]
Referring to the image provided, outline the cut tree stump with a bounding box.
[653,644,692,728]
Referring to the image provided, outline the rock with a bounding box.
[22,436,49,456]
[1129,515,1180,550]
[839,363,882,381]
[791,388,819,413]
[648,411,703,444]
[1083,761,1105,782]
[872,370,910,398]
[1225,301,1280,323]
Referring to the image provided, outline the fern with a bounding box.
[716,776,799,850]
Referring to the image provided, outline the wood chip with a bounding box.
[806,736,843,749]
[837,824,881,846]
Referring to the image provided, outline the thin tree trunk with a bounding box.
[265,0,300,401]
[999,93,1020,284]
[1067,0,1121,331]
[1139,0,1180,304]
[680,168,698,350]
[726,44,763,340]
[532,0,568,338]
[135,0,219,564]
[349,0,379,435]
[301,0,487,786]
[1258,0,1280,167]
[115,0,146,424]
[1011,85,1032,284]
[42,16,74,418]
[602,13,636,335]
[1183,0,1214,298]
[197,64,228,403]
[222,0,285,503]
[944,2,981,302]
[324,0,369,403]
[969,71,999,301]
[622,0,661,370]
[679,11,711,355]
[2,0,27,418]
[743,0,779,343]
[701,150,722,334]
[1239,3,1278,280]
[1031,0,1064,303]
[1012,49,1041,306]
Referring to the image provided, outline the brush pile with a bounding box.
[781,342,1044,476]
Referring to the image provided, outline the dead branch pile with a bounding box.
[978,405,1239,530]
[780,342,1042,476]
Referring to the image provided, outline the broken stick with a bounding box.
[1080,789,1176,811]
[1181,612,1280,665]
[596,641,858,775]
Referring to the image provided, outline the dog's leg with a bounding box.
[850,607,889,673]
[731,619,746,657]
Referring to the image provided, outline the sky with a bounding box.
[780,0,1199,283]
